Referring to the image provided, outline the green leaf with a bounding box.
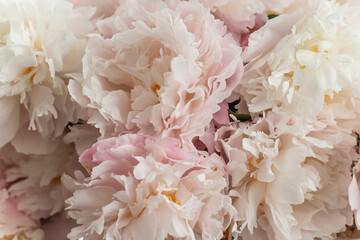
[268,14,279,19]
[228,109,251,122]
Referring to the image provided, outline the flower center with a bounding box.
[247,154,264,182]
[23,66,36,83]
[324,94,331,101]
[4,232,31,240]
[161,191,180,205]
[152,84,160,96]
[50,175,62,185]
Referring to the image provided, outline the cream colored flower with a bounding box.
[239,0,360,131]
[216,110,354,240]
[0,0,94,154]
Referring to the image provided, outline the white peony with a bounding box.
[216,110,354,240]
[238,0,360,131]
[0,0,94,154]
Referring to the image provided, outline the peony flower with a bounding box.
[0,190,44,240]
[195,0,294,46]
[238,0,360,131]
[63,134,235,240]
[0,0,94,154]
[0,140,78,238]
[68,0,243,146]
[196,0,266,33]
[4,145,78,221]
[215,110,354,240]
[0,148,44,240]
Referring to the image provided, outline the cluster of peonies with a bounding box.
[2,0,360,239]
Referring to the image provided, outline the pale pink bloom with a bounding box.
[0,152,44,239]
[196,0,294,46]
[216,110,354,240]
[0,0,94,154]
[0,191,44,240]
[68,0,243,146]
[238,0,360,131]
[197,0,266,33]
[0,141,78,224]
[64,134,235,240]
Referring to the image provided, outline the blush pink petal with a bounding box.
[64,133,235,240]
[69,0,243,147]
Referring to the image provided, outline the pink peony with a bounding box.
[0,140,79,240]
[196,0,294,46]
[0,148,43,239]
[0,192,44,240]
[68,0,243,146]
[197,0,267,33]
[63,134,235,240]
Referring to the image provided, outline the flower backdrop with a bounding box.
[1,0,360,239]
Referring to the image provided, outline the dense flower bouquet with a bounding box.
[1,0,360,239]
